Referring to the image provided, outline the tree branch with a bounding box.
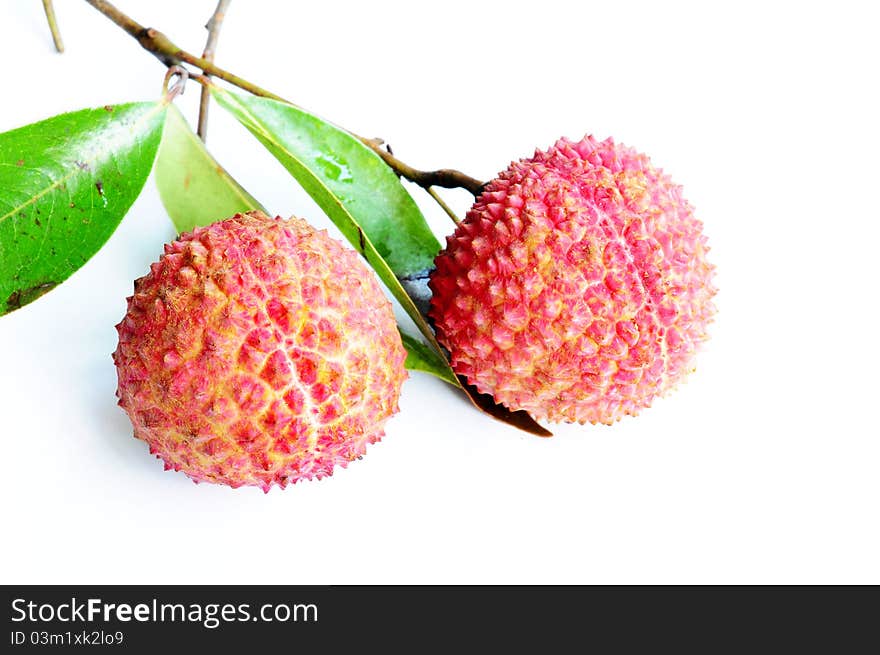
[197,0,232,142]
[42,0,64,53]
[83,0,485,196]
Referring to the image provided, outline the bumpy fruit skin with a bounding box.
[429,136,716,424]
[113,211,407,490]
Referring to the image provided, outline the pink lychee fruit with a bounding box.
[429,136,716,424]
[113,211,407,490]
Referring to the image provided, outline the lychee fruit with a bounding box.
[113,211,407,490]
[429,136,716,424]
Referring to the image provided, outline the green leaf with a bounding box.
[155,104,265,233]
[399,328,458,385]
[212,88,446,355]
[210,88,440,277]
[0,102,167,316]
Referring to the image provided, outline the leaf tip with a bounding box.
[459,376,553,437]
[4,281,58,314]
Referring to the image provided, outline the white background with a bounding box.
[1,0,877,584]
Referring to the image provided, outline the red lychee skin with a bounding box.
[113,211,407,490]
[429,136,716,424]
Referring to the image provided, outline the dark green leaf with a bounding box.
[0,101,167,316]
[156,105,265,233]
[210,89,440,277]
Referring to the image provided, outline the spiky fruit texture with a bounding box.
[113,211,407,491]
[429,136,716,424]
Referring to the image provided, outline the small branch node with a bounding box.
[162,65,189,101]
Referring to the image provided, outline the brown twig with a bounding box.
[197,0,232,142]
[82,0,485,196]
[42,0,64,53]
[361,138,485,196]
[83,0,283,100]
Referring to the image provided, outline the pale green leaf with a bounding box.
[155,104,265,233]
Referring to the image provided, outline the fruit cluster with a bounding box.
[114,138,716,490]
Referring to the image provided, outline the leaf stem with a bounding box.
[197,0,232,142]
[426,187,462,225]
[82,0,485,196]
[42,0,64,53]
